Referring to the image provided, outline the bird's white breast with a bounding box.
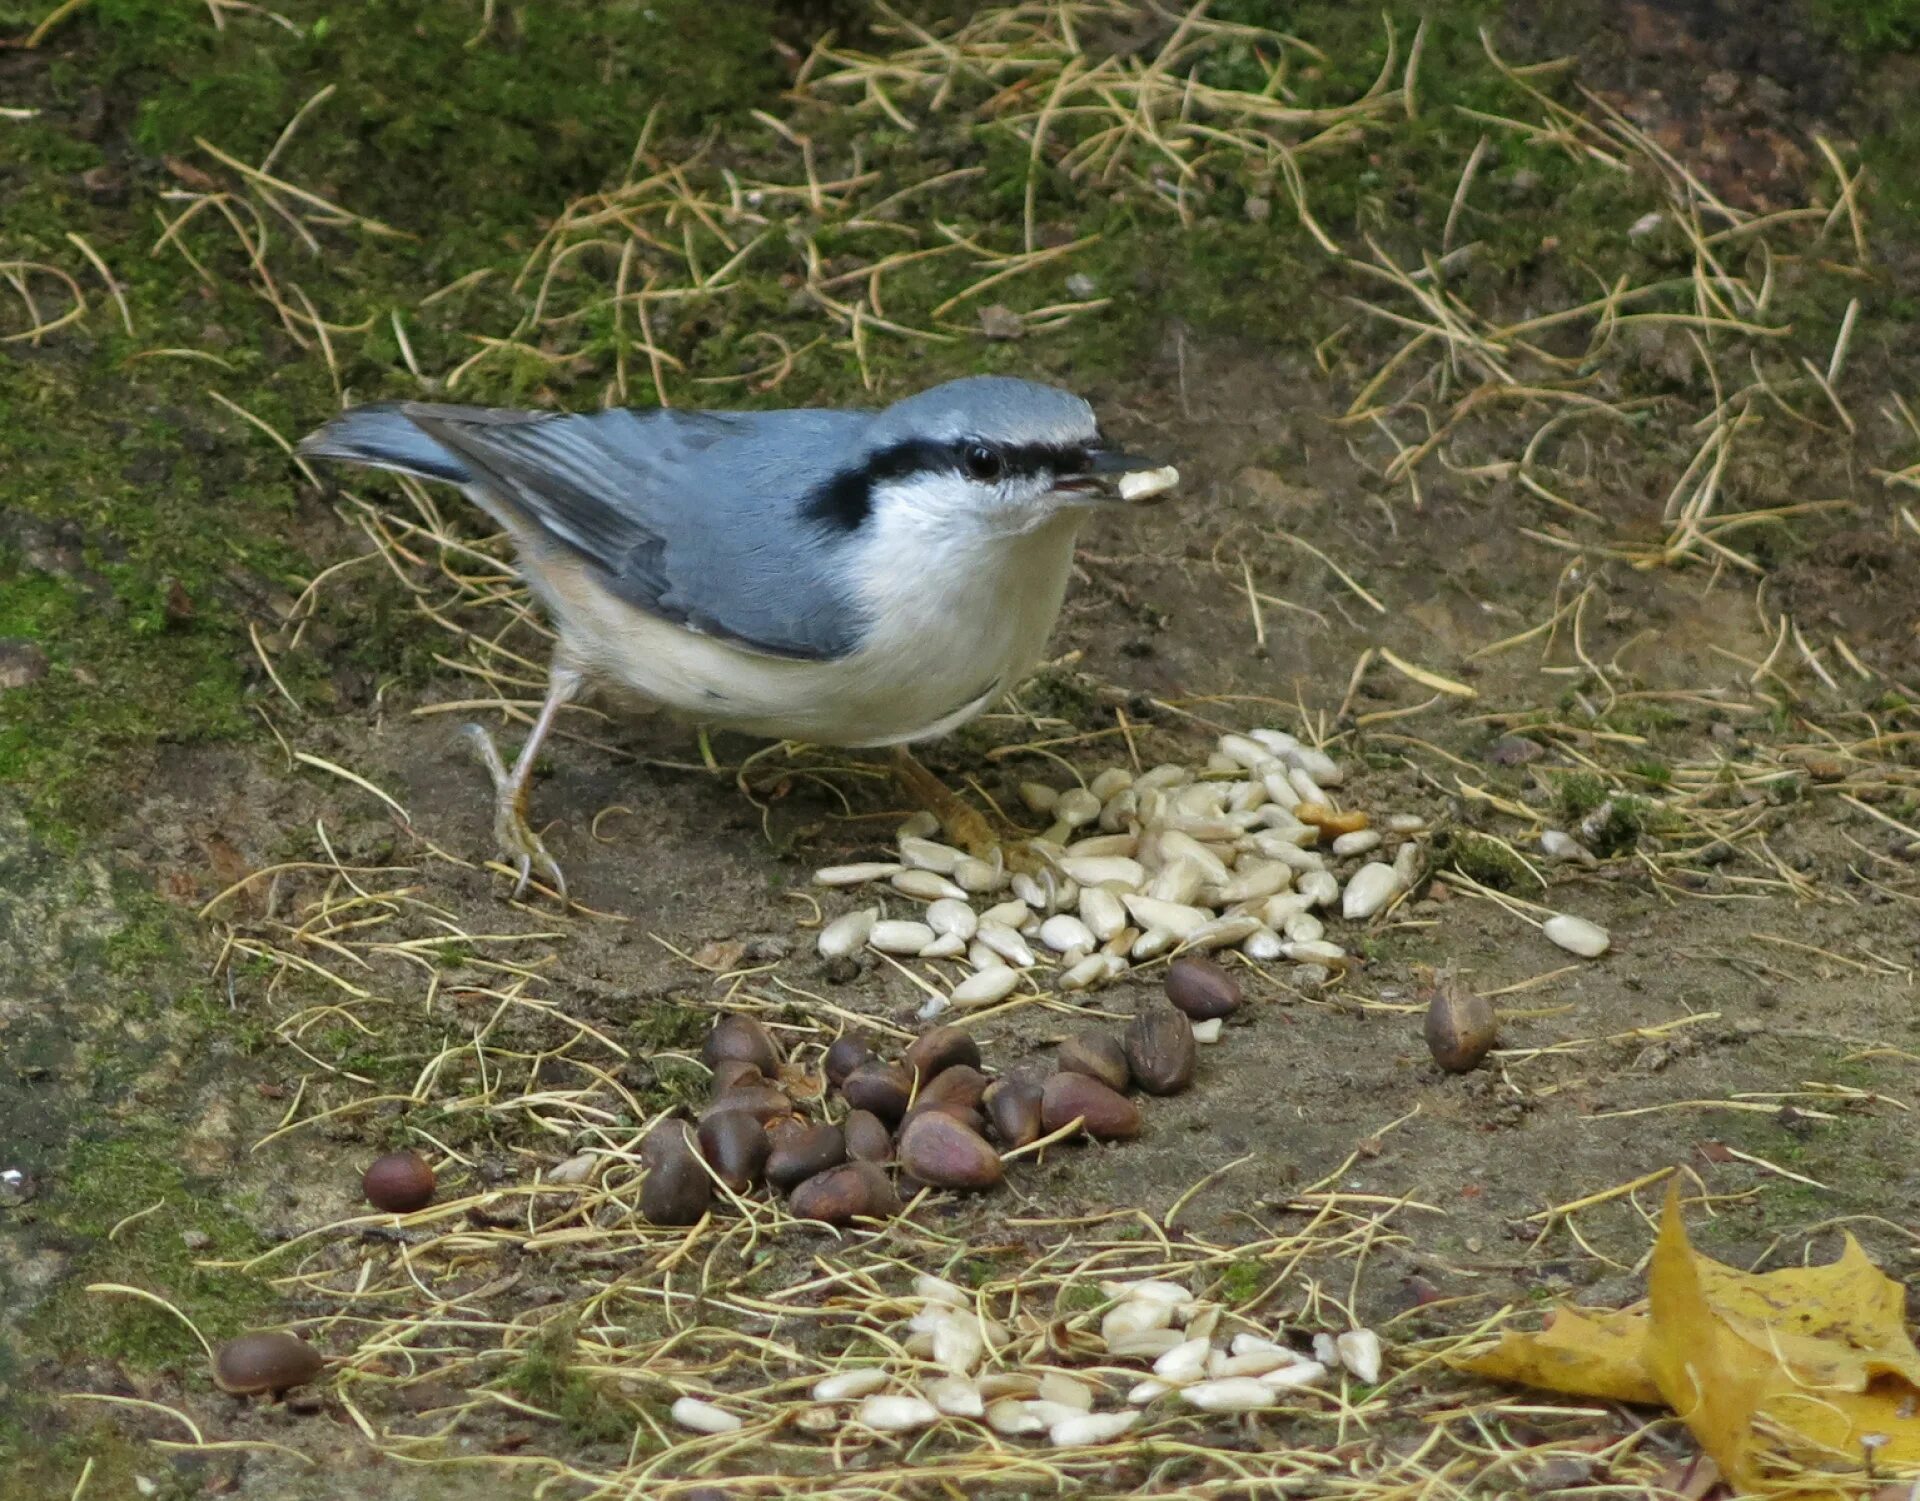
[519,511,1084,748]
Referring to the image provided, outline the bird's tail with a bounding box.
[298,403,472,485]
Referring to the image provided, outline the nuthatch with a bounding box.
[300,376,1176,897]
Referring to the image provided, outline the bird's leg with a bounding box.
[462,664,583,902]
[888,746,1044,873]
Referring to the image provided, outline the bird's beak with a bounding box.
[1054,448,1179,503]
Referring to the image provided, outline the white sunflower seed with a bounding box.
[1282,911,1324,944]
[953,855,1007,894]
[925,1375,983,1417]
[670,1396,741,1433]
[1066,832,1137,858]
[1542,912,1610,957]
[812,1369,891,1402]
[919,933,965,960]
[1388,813,1427,833]
[1089,767,1134,801]
[1105,1328,1188,1359]
[899,835,964,873]
[1282,939,1348,964]
[1213,861,1290,905]
[1190,1017,1224,1044]
[1135,763,1191,791]
[1101,1300,1173,1342]
[985,1399,1048,1436]
[1057,855,1146,889]
[1019,781,1059,815]
[1298,870,1341,908]
[869,920,935,955]
[1153,1338,1212,1383]
[1244,927,1285,961]
[1122,894,1209,938]
[1117,464,1179,501]
[896,811,940,840]
[976,923,1035,967]
[1058,954,1111,991]
[951,967,1021,1008]
[815,861,904,887]
[1331,829,1382,858]
[858,1394,939,1432]
[1259,1360,1328,1390]
[1183,914,1261,951]
[1049,1410,1139,1446]
[1079,885,1127,941]
[893,869,966,902]
[1179,1378,1277,1413]
[1341,862,1403,921]
[926,898,978,940]
[1055,787,1102,827]
[1335,1329,1382,1384]
[1039,913,1096,954]
[818,907,878,959]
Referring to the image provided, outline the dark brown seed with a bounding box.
[1165,955,1243,1020]
[983,1077,1043,1149]
[1057,1031,1130,1092]
[1040,1072,1141,1141]
[641,1118,695,1169]
[767,1120,847,1191]
[697,1110,770,1193]
[710,1059,766,1096]
[700,1083,792,1125]
[841,1060,913,1123]
[788,1161,901,1225]
[903,1024,981,1082]
[1125,1006,1196,1096]
[1424,984,1497,1073]
[362,1150,435,1213]
[213,1332,325,1396]
[908,1064,990,1120]
[843,1109,893,1162]
[702,1015,781,1076]
[898,1111,1003,1191]
[824,1033,874,1087]
[641,1132,713,1225]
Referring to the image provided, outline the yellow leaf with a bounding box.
[1644,1182,1777,1489]
[1453,1304,1662,1405]
[1645,1184,1920,1492]
[1458,1184,1920,1496]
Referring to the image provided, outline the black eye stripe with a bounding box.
[802,437,1095,530]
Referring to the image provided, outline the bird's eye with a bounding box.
[963,444,1004,483]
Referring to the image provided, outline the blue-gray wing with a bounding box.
[303,402,874,662]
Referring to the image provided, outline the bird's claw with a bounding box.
[465,721,569,904]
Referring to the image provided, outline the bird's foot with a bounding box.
[462,722,568,903]
[887,745,1045,873]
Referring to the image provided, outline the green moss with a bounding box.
[1431,829,1534,892]
[1217,1258,1266,1306]
[1554,772,1610,821]
[501,1318,644,1447]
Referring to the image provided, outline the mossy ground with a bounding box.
[8,2,1920,1497]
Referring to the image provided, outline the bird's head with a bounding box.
[806,376,1172,540]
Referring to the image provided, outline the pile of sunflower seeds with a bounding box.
[671,1271,1383,1445]
[814,729,1430,1012]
